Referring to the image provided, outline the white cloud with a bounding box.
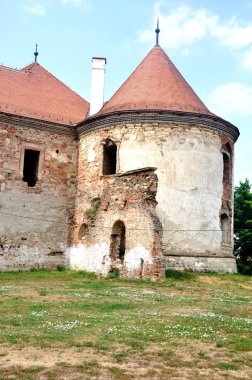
[23,3,45,16]
[242,48,252,70]
[61,0,92,10]
[207,82,252,118]
[212,18,252,49]
[139,4,252,51]
[140,6,215,50]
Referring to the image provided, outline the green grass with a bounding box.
[165,269,195,280]
[0,270,251,379]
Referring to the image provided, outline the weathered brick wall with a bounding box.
[0,115,237,274]
[0,119,76,270]
[71,167,165,278]
[75,121,236,274]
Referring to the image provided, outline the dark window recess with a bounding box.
[222,143,232,184]
[223,153,230,183]
[103,140,117,175]
[110,220,126,262]
[22,149,40,187]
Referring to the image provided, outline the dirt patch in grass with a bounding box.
[198,274,250,288]
[0,341,251,380]
[0,346,95,368]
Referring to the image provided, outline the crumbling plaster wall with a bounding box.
[75,121,236,273]
[71,168,164,278]
[0,120,76,270]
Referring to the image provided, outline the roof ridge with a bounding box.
[0,64,28,75]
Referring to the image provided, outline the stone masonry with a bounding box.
[0,118,76,270]
[70,167,165,278]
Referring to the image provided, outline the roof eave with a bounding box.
[76,108,240,142]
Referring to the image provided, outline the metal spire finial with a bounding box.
[155,17,160,45]
[34,44,39,63]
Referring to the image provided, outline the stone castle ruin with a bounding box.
[0,33,239,278]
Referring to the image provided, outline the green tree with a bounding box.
[234,179,252,275]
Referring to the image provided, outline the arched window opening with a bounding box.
[103,139,117,175]
[221,214,229,243]
[23,149,40,187]
[222,143,232,184]
[110,220,126,262]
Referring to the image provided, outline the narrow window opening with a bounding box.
[222,153,230,183]
[140,258,144,278]
[118,224,125,261]
[103,140,117,175]
[222,143,232,185]
[221,214,229,243]
[110,220,126,263]
[23,149,40,187]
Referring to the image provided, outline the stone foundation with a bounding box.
[165,255,237,273]
[0,246,68,271]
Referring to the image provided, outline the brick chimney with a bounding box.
[89,57,106,116]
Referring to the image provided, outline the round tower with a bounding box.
[72,42,239,277]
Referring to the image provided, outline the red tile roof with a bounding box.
[98,45,212,116]
[0,63,89,125]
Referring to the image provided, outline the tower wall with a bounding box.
[74,121,236,275]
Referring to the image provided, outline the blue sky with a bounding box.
[1,0,251,185]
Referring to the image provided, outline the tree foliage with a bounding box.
[234,179,252,275]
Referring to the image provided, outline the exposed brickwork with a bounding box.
[72,168,165,279]
[0,116,237,274]
[0,120,77,270]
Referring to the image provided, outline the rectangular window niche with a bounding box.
[20,144,44,187]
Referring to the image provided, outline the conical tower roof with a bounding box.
[98,45,212,116]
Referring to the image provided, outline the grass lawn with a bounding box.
[0,269,251,379]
